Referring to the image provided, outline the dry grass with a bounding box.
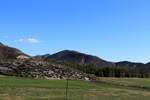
[100,77,150,87]
[0,87,150,100]
[0,76,150,100]
[0,75,4,77]
[0,87,65,100]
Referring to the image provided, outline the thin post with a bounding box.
[66,76,69,99]
[66,67,69,99]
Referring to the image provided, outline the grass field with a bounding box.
[100,77,150,87]
[0,76,150,100]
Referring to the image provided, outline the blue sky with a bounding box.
[0,0,150,63]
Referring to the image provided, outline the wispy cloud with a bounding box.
[24,38,40,43]
[15,38,41,43]
[2,36,9,39]
[15,39,24,42]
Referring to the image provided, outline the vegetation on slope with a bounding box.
[50,60,149,78]
[0,59,97,81]
[0,42,28,59]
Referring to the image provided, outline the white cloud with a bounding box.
[25,38,40,43]
[15,38,41,43]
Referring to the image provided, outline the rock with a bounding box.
[0,59,96,81]
[17,55,30,59]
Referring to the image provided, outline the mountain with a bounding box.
[115,61,150,73]
[0,42,29,59]
[35,54,51,59]
[115,61,144,69]
[1,42,149,74]
[38,50,115,67]
[0,43,96,81]
[46,50,79,60]
[57,53,115,67]
[36,50,150,73]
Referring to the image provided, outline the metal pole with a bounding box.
[66,76,69,99]
[66,67,69,99]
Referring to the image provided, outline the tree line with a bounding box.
[50,60,149,78]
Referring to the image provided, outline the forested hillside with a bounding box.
[50,61,149,78]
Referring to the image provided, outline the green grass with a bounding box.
[100,77,150,86]
[0,76,150,100]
